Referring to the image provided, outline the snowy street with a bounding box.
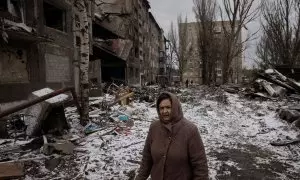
[20,86,300,179]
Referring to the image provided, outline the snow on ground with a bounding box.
[180,89,300,179]
[22,86,300,179]
[32,88,69,104]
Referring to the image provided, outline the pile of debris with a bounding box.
[222,68,300,130]
[0,87,81,179]
[0,83,147,178]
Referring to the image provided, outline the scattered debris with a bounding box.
[24,88,70,136]
[50,140,75,155]
[43,136,75,155]
[84,123,101,135]
[0,87,80,137]
[1,77,300,179]
[45,157,61,171]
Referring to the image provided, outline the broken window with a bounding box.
[0,0,25,22]
[44,2,66,31]
[8,0,24,18]
[75,14,80,29]
[135,47,139,58]
[75,36,81,47]
[0,1,7,11]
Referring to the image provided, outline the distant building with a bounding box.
[180,21,243,84]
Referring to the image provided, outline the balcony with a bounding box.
[93,38,133,61]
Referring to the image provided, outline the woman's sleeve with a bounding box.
[188,126,209,180]
[135,126,153,180]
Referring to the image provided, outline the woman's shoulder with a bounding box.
[148,120,161,130]
[181,119,198,132]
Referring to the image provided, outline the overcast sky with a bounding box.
[149,0,261,69]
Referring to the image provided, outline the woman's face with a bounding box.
[159,99,172,122]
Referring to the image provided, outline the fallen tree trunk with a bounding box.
[258,73,296,92]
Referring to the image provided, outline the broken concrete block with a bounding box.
[51,140,75,155]
[279,109,300,123]
[23,88,69,136]
[45,157,61,171]
[293,118,300,128]
[272,85,287,97]
[0,161,24,178]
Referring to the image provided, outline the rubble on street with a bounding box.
[0,83,300,179]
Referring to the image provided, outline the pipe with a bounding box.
[0,87,82,119]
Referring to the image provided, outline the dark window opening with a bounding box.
[75,14,80,28]
[44,2,66,31]
[0,1,7,11]
[0,0,24,22]
[8,0,23,18]
[135,47,139,58]
[159,68,164,74]
[76,36,81,47]
[135,68,139,78]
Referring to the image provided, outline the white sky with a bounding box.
[149,0,262,69]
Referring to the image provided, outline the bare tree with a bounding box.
[168,15,193,83]
[220,0,259,83]
[257,0,300,68]
[74,0,91,126]
[193,0,218,85]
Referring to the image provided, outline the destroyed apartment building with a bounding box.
[0,0,168,103]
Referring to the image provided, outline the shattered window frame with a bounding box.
[0,0,25,23]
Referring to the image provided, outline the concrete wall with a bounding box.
[0,41,43,102]
[37,0,74,88]
[0,48,29,84]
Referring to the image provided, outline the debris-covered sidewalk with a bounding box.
[1,84,300,179]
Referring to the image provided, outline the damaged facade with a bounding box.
[0,0,167,102]
[92,0,167,86]
[0,0,74,102]
[181,21,243,84]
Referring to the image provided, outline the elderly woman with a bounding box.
[136,92,208,180]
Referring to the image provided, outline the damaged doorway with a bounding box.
[101,63,126,85]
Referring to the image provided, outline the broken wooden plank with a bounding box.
[287,78,300,93]
[261,81,277,97]
[0,161,24,178]
[270,138,300,146]
[108,92,134,107]
[274,69,288,81]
